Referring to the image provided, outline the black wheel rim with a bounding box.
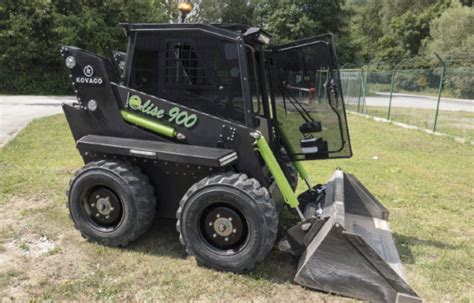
[199,203,249,251]
[81,186,124,232]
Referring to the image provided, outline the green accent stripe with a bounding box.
[277,125,310,182]
[255,132,299,208]
[121,110,176,138]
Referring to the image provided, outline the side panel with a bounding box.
[76,135,238,168]
[60,46,162,143]
[113,85,267,185]
[60,46,267,218]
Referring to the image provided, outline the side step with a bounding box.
[76,135,238,167]
[294,170,421,303]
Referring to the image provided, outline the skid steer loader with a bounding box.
[60,22,421,302]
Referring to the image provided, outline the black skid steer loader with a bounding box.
[60,21,421,302]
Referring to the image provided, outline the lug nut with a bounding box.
[228,217,232,221]
[224,237,229,242]
[96,195,100,199]
[110,207,114,211]
[96,213,100,217]
[216,214,220,218]
[105,215,110,219]
[213,233,217,238]
[91,203,95,207]
[209,222,213,226]
[233,229,237,234]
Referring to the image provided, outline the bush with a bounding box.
[0,66,71,95]
[445,68,474,99]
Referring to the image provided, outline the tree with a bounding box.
[426,0,474,57]
[257,0,348,42]
[426,0,474,98]
[379,0,440,33]
[192,0,255,24]
[255,0,354,62]
[53,0,169,56]
[0,0,169,94]
[348,0,384,61]
[0,0,56,69]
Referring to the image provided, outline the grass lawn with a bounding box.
[0,113,473,301]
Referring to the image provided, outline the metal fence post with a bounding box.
[433,53,446,133]
[387,61,403,120]
[362,65,369,113]
[357,68,363,112]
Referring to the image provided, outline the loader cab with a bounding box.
[121,23,254,126]
[119,24,351,160]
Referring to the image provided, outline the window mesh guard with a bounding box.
[165,43,208,86]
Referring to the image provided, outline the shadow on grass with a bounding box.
[125,218,187,259]
[126,217,299,285]
[394,232,459,264]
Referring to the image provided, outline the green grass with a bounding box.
[0,114,473,301]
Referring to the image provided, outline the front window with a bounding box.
[269,36,352,160]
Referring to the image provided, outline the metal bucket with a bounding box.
[294,170,421,302]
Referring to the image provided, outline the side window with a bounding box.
[165,42,209,86]
[159,36,246,124]
[130,49,157,95]
[128,31,247,124]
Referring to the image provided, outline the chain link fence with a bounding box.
[341,64,474,143]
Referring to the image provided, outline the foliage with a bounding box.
[193,0,255,24]
[0,0,473,95]
[426,1,474,58]
[255,0,354,62]
[424,2,474,98]
[348,0,383,61]
[0,0,169,95]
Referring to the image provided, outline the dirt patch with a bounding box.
[0,196,90,300]
[4,235,56,258]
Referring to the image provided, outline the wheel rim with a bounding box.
[81,186,124,231]
[200,204,248,251]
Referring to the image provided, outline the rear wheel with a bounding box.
[67,161,156,247]
[176,173,278,272]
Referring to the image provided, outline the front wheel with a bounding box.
[176,173,278,272]
[67,161,156,247]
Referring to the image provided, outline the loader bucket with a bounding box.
[294,170,421,302]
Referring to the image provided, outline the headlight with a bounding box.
[87,99,98,111]
[65,56,76,69]
[257,33,271,45]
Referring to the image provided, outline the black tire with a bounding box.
[176,173,278,272]
[67,160,156,247]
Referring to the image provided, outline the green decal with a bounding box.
[168,107,198,128]
[127,95,198,128]
[129,95,142,110]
